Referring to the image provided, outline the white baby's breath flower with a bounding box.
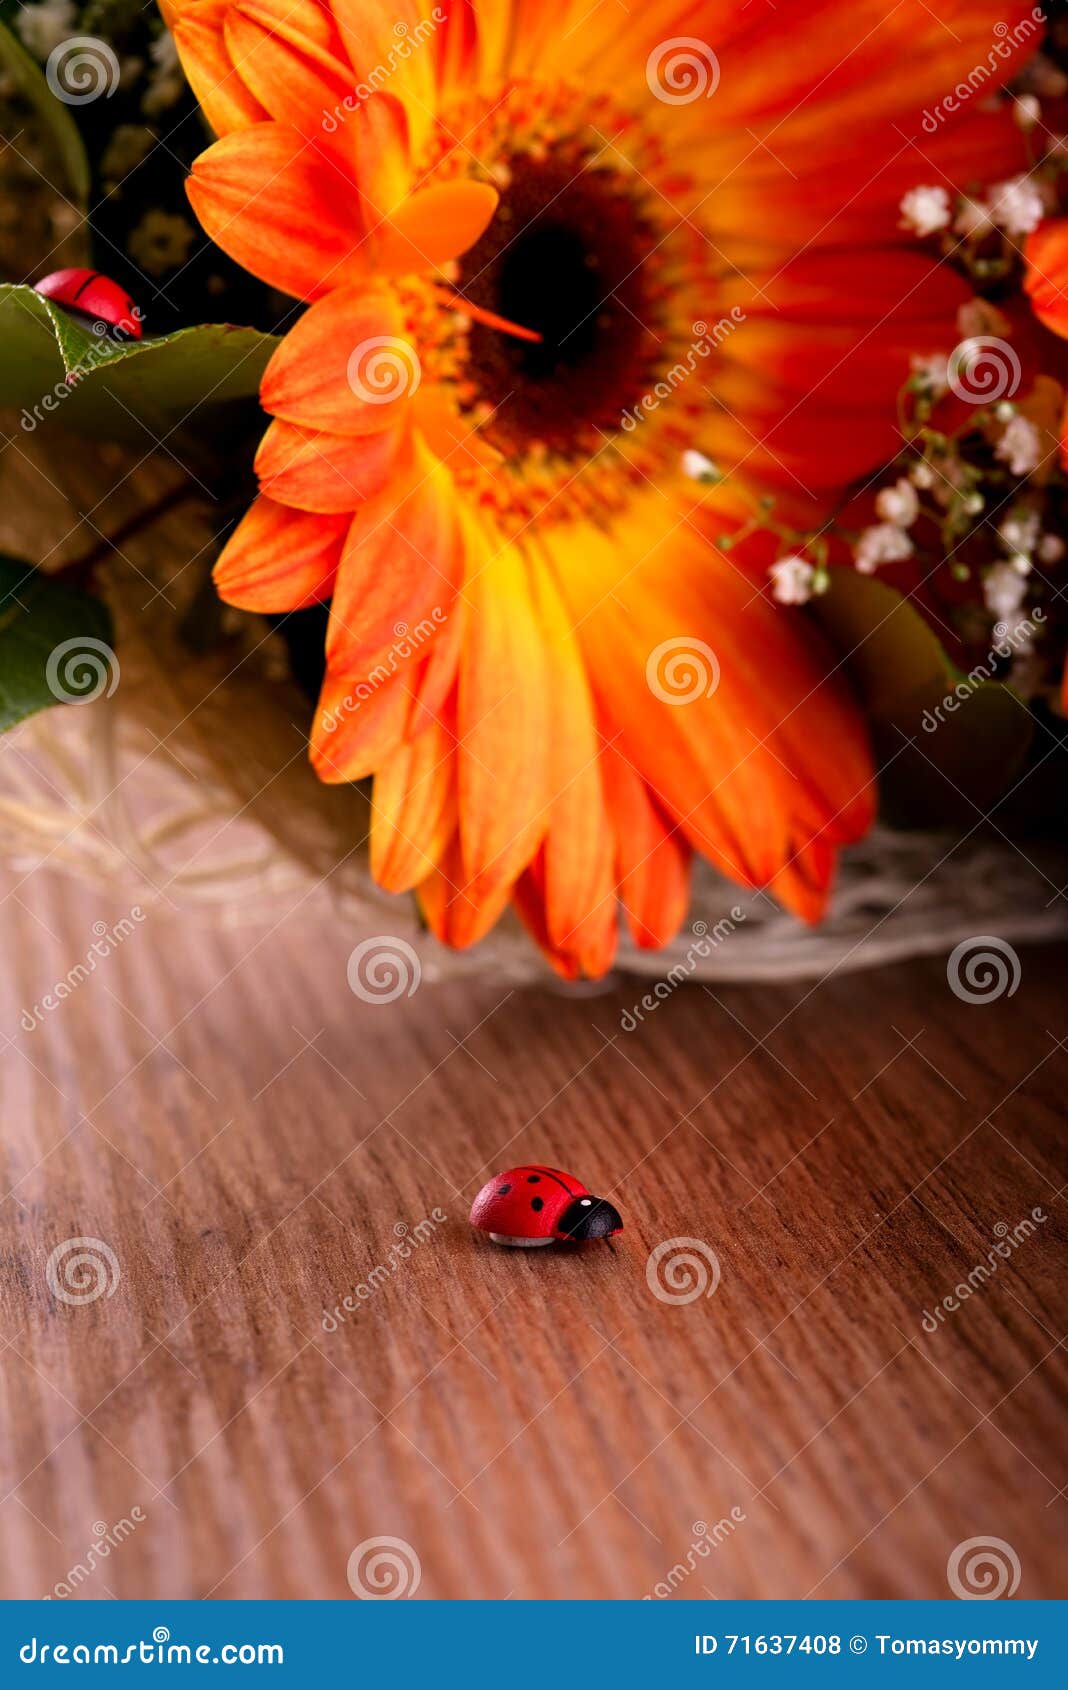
[1038,532,1065,564]
[899,185,952,238]
[999,509,1040,557]
[875,477,920,528]
[142,29,186,118]
[681,449,720,483]
[910,353,949,396]
[1005,615,1036,653]
[14,0,76,61]
[983,561,1028,619]
[1013,94,1041,130]
[768,555,815,605]
[986,175,1046,237]
[854,523,913,575]
[995,414,1042,478]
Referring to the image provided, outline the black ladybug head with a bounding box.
[556,1194,623,1242]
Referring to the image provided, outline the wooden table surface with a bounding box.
[0,857,1064,1601]
[0,424,1065,1601]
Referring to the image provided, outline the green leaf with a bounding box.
[0,555,115,735]
[0,18,90,206]
[813,569,1034,824]
[0,283,278,450]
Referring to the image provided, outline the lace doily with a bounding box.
[2,562,1065,985]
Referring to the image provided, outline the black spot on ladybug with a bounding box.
[497,1184,511,1195]
[72,272,102,303]
[531,1197,544,1212]
[527,1174,541,1183]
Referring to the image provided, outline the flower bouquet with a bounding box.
[1,0,1067,983]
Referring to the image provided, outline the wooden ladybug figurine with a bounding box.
[34,270,143,341]
[470,1165,623,1248]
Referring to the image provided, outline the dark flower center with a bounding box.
[454,151,669,459]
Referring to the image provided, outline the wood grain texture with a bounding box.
[0,862,1065,1601]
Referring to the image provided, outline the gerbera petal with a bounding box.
[375,181,500,275]
[371,719,456,891]
[311,662,416,784]
[170,2,266,136]
[457,535,550,904]
[435,0,479,94]
[222,2,355,142]
[1026,221,1068,337]
[512,851,618,981]
[527,561,617,964]
[413,387,504,473]
[409,597,465,736]
[599,735,691,951]
[260,285,415,436]
[768,834,837,927]
[553,498,874,921]
[326,451,462,672]
[255,417,405,513]
[214,495,347,610]
[353,93,413,221]
[331,0,438,153]
[417,829,515,948]
[187,124,367,300]
[708,250,970,492]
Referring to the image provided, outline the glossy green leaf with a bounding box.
[0,555,115,735]
[813,568,1034,824]
[0,283,278,449]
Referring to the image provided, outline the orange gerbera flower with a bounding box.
[1025,217,1068,708]
[167,0,1032,976]
[1027,218,1068,436]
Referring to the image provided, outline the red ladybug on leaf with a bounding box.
[470,1165,622,1247]
[34,269,143,342]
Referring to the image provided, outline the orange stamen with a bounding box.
[437,287,543,344]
